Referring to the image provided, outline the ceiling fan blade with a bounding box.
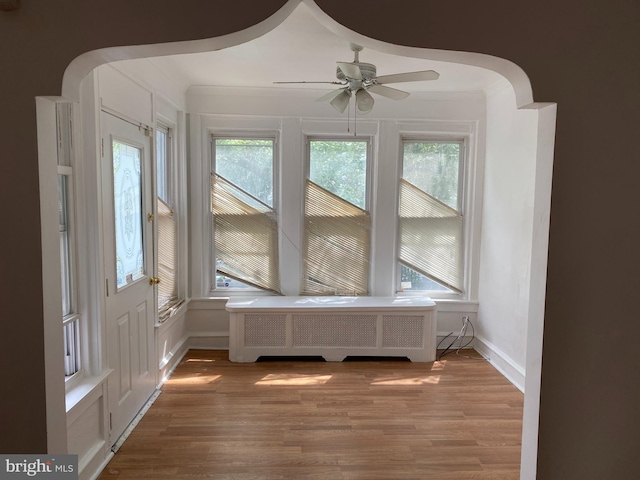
[316,88,348,102]
[274,81,343,85]
[337,62,363,80]
[374,70,440,84]
[368,84,410,100]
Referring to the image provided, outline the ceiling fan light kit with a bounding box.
[356,89,374,113]
[329,89,351,113]
[276,44,439,116]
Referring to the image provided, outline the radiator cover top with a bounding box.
[227,296,437,362]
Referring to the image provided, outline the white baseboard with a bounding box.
[436,332,475,351]
[188,331,229,350]
[86,451,114,480]
[157,335,190,388]
[472,335,525,392]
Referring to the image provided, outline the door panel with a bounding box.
[102,112,156,445]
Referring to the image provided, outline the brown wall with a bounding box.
[1,1,639,477]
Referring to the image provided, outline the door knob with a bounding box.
[149,276,161,285]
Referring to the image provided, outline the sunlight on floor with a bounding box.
[371,375,441,385]
[256,374,333,385]
[168,374,222,385]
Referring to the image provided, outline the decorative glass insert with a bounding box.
[113,140,145,289]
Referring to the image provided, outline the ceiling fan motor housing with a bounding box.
[336,62,377,82]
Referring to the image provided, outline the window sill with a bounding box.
[66,369,112,416]
[190,295,479,312]
[154,300,189,328]
[430,298,479,313]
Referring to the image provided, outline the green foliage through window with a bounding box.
[309,140,367,208]
[403,141,461,210]
[214,138,274,207]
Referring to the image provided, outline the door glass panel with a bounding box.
[113,140,145,289]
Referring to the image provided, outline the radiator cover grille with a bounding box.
[382,315,424,348]
[293,314,377,347]
[245,314,287,346]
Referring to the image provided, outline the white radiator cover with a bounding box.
[226,296,437,362]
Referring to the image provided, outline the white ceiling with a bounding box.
[147,3,504,96]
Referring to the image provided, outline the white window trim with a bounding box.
[191,115,481,302]
[393,121,482,301]
[303,135,373,295]
[396,136,466,298]
[199,119,282,298]
[155,118,186,322]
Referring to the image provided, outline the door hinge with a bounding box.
[101,138,104,158]
[109,412,112,430]
[147,213,154,223]
[105,278,109,297]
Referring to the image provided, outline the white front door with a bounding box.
[101,112,156,445]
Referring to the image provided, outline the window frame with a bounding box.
[209,132,280,295]
[396,136,468,299]
[305,135,373,211]
[55,102,83,381]
[156,124,173,207]
[302,135,373,295]
[155,121,185,321]
[197,117,480,301]
[59,166,82,378]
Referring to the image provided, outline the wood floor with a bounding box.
[99,349,523,479]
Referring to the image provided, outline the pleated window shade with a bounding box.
[211,174,281,294]
[302,180,371,295]
[398,178,463,293]
[157,197,181,321]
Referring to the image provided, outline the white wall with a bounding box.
[98,61,191,387]
[186,86,487,350]
[62,53,550,480]
[64,60,190,480]
[476,82,540,389]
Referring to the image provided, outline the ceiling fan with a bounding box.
[274,44,439,114]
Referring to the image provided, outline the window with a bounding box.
[156,126,182,321]
[211,137,280,293]
[56,103,81,377]
[202,121,476,300]
[302,139,371,295]
[398,140,464,294]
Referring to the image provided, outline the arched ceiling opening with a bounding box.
[63,0,532,106]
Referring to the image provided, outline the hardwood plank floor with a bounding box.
[99,349,523,479]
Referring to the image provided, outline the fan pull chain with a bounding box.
[354,98,357,136]
[346,95,358,136]
[347,96,351,133]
